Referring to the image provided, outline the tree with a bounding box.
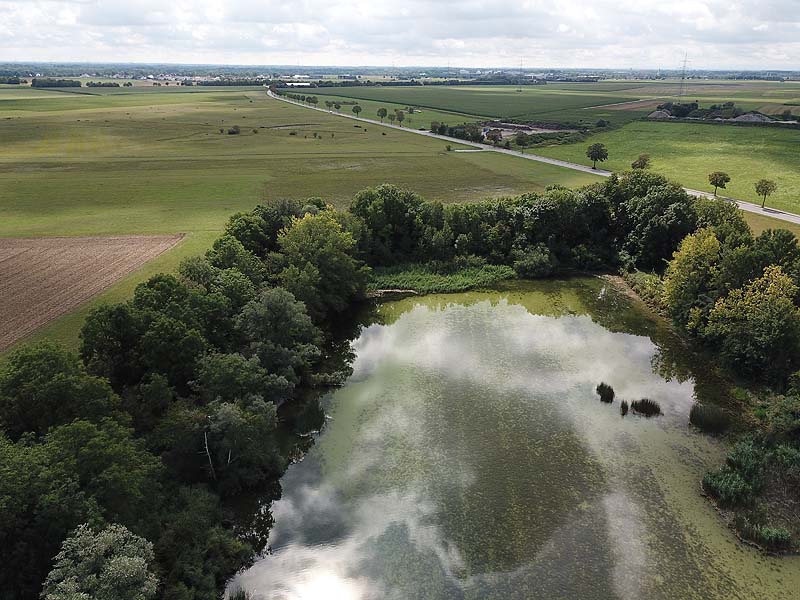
[755,179,777,209]
[0,435,100,598]
[43,418,164,527]
[377,107,388,122]
[205,234,266,285]
[235,287,322,386]
[223,211,270,255]
[205,399,283,493]
[396,110,405,126]
[276,212,369,321]
[703,265,800,382]
[0,342,120,440]
[195,352,291,405]
[42,524,158,600]
[617,179,698,271]
[352,104,362,117]
[662,228,721,329]
[388,113,396,124]
[350,184,425,264]
[154,487,253,599]
[708,171,731,196]
[586,143,608,169]
[325,100,332,110]
[630,154,651,170]
[334,102,341,112]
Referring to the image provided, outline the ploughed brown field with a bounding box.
[0,235,183,351]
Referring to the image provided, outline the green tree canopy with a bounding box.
[755,179,778,208]
[703,265,800,381]
[586,143,608,169]
[0,343,120,440]
[276,211,369,321]
[708,171,731,195]
[662,228,721,329]
[42,524,158,600]
[236,287,322,386]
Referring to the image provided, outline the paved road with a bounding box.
[269,91,800,227]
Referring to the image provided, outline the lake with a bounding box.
[230,278,800,599]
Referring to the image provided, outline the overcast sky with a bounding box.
[1,1,799,70]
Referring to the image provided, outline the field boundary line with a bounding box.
[269,90,800,227]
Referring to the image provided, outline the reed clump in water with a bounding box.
[596,382,615,403]
[690,403,730,434]
[631,398,662,417]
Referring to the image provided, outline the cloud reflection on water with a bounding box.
[232,294,703,599]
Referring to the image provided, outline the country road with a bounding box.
[268,90,800,227]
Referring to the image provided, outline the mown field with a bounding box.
[0,85,600,348]
[535,121,800,213]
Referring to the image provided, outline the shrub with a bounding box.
[735,517,792,550]
[227,125,241,135]
[727,439,765,483]
[229,588,253,600]
[703,466,755,506]
[620,399,629,417]
[513,244,555,278]
[753,525,792,550]
[596,382,615,403]
[631,398,662,417]
[690,403,730,434]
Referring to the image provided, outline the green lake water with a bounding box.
[231,278,800,599]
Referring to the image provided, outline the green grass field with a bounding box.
[535,121,800,213]
[311,80,800,126]
[2,83,799,350]
[0,85,600,348]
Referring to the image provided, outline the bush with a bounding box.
[228,587,253,600]
[596,382,615,403]
[727,439,765,483]
[620,399,629,417]
[690,403,730,434]
[513,244,555,278]
[703,466,755,506]
[735,517,792,550]
[631,398,662,417]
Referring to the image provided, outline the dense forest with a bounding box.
[2,171,799,599]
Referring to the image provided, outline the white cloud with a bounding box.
[1,0,798,68]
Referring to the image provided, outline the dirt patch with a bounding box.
[0,234,183,351]
[589,99,665,112]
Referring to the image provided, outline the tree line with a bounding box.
[31,78,81,88]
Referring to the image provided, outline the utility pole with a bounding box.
[678,52,688,98]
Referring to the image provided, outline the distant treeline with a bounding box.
[0,76,23,84]
[275,77,547,89]
[86,81,120,88]
[195,79,267,86]
[31,78,81,88]
[644,116,800,129]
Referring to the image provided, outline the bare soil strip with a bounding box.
[0,234,183,351]
[583,99,665,111]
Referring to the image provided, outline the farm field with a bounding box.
[310,79,800,126]
[535,121,800,213]
[3,83,799,350]
[303,91,484,129]
[0,85,601,348]
[0,235,182,351]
